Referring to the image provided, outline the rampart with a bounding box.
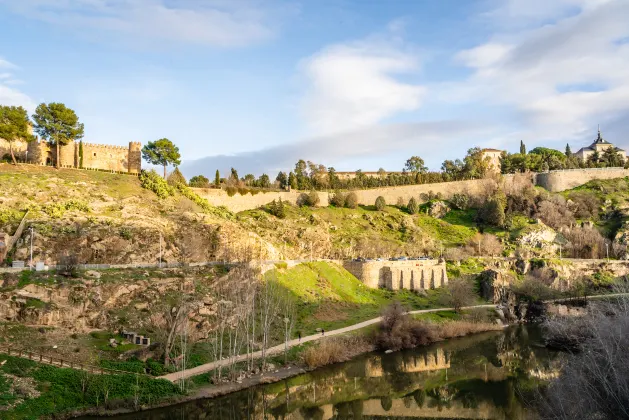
[535,168,629,192]
[3,139,141,173]
[343,259,448,291]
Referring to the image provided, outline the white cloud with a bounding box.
[448,0,629,145]
[0,57,35,110]
[0,0,292,48]
[300,33,425,136]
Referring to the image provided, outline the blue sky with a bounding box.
[1,0,629,177]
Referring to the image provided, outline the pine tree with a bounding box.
[520,140,526,155]
[565,144,572,157]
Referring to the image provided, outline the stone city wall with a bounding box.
[0,138,28,161]
[535,168,629,192]
[343,259,448,291]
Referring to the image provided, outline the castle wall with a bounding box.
[193,188,331,213]
[81,143,130,172]
[0,138,28,161]
[535,168,629,192]
[343,259,448,291]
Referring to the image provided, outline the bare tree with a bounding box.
[536,291,629,419]
[443,278,475,313]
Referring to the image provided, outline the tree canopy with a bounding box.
[189,175,210,188]
[404,156,428,174]
[141,138,181,178]
[32,102,84,169]
[0,105,33,165]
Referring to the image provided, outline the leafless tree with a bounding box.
[443,278,475,313]
[536,291,629,419]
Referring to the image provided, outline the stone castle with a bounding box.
[0,138,142,174]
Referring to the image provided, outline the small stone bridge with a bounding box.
[343,259,448,291]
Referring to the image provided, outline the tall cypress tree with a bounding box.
[214,169,220,188]
[520,140,526,155]
[565,143,572,157]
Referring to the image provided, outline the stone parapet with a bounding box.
[343,259,448,291]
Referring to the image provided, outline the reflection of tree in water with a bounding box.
[380,396,393,411]
[333,400,364,420]
[412,388,426,408]
[427,385,454,410]
[300,406,324,420]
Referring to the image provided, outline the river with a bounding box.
[87,325,560,419]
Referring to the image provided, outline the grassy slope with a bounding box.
[0,354,181,420]
[265,262,451,335]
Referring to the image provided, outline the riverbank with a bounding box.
[70,316,506,419]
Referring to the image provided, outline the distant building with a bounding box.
[480,148,503,174]
[574,127,626,163]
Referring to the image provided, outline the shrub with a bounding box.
[477,198,505,227]
[166,167,187,186]
[119,227,133,240]
[267,199,286,219]
[225,185,237,196]
[450,193,469,210]
[140,169,175,199]
[330,191,346,207]
[345,192,358,209]
[407,197,419,214]
[396,197,405,208]
[375,196,386,211]
[298,191,320,207]
[374,302,436,351]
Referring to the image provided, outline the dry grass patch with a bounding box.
[432,320,503,340]
[302,336,374,369]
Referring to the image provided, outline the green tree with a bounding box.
[214,169,221,187]
[258,173,271,189]
[276,171,288,189]
[32,102,84,169]
[478,198,505,227]
[189,174,210,188]
[288,172,298,190]
[404,156,428,174]
[520,140,526,155]
[345,192,358,209]
[587,150,601,167]
[167,167,187,186]
[141,138,181,178]
[407,197,419,214]
[243,173,255,186]
[529,147,566,170]
[602,147,624,167]
[375,196,386,211]
[230,167,239,181]
[78,140,84,168]
[462,147,490,179]
[565,143,572,157]
[0,105,33,165]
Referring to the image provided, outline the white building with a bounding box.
[574,127,626,163]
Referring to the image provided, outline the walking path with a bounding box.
[161,292,629,383]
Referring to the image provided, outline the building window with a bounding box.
[94,153,96,157]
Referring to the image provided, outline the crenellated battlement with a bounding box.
[5,138,142,173]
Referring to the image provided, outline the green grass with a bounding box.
[414,214,477,246]
[413,310,461,322]
[0,353,183,419]
[265,262,453,335]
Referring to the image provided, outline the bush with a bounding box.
[329,192,346,207]
[407,197,419,214]
[189,175,210,188]
[166,167,187,186]
[267,199,286,219]
[345,192,358,209]
[298,191,320,207]
[374,302,436,351]
[450,193,469,210]
[375,196,386,211]
[477,198,505,227]
[140,169,176,199]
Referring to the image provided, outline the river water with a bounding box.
[92,325,559,419]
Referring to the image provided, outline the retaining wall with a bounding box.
[343,259,448,291]
[535,168,629,192]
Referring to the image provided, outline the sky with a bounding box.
[1,0,629,177]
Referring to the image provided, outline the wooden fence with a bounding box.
[0,346,149,377]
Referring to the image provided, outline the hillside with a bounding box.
[2,165,629,266]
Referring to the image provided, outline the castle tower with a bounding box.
[128,142,142,174]
[58,140,76,167]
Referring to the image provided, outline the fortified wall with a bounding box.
[535,168,629,192]
[343,259,448,291]
[1,139,141,174]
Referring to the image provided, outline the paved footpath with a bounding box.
[160,292,629,383]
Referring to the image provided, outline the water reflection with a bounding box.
[89,325,560,420]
